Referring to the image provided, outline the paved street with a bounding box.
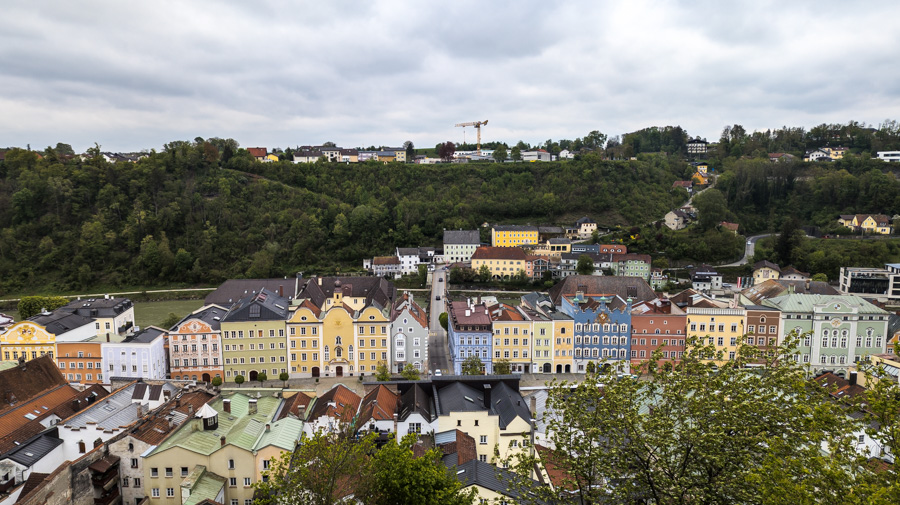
[428,266,450,374]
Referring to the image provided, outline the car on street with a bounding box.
[439,277,443,282]
[433,369,442,376]
[435,295,441,300]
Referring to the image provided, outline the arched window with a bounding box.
[760,317,766,324]
[336,336,342,345]
[336,347,343,358]
[823,330,830,338]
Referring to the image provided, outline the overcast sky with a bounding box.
[3,0,900,153]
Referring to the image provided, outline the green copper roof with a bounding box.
[763,294,889,314]
[182,467,226,505]
[147,392,300,457]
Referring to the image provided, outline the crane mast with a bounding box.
[454,120,489,155]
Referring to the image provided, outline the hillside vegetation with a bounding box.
[0,143,688,295]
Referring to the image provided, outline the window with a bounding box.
[228,459,235,469]
[165,468,173,477]
[134,477,140,488]
[167,488,175,497]
[151,468,158,478]
[123,477,129,487]
[244,477,252,486]
[480,435,488,444]
[181,467,188,477]
[131,458,138,468]
[152,488,159,498]
[230,477,237,487]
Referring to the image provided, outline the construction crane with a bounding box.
[454,120,489,155]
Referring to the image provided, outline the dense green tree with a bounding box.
[575,254,595,275]
[492,144,508,162]
[17,295,69,319]
[493,358,511,375]
[403,140,415,161]
[160,312,182,329]
[375,361,391,381]
[439,312,448,331]
[510,145,522,161]
[211,376,222,387]
[279,371,289,387]
[257,371,267,384]
[692,188,729,230]
[234,375,245,386]
[400,363,420,381]
[502,336,873,504]
[476,264,492,283]
[460,354,483,375]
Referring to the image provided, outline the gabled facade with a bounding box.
[560,294,632,373]
[490,304,533,373]
[753,260,781,285]
[448,301,493,375]
[220,289,290,383]
[838,214,892,235]
[390,293,429,373]
[170,304,227,382]
[630,298,686,370]
[686,307,746,364]
[443,229,481,264]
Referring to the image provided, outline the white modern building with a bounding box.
[102,326,168,380]
[876,151,900,162]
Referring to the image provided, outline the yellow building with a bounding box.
[0,311,95,364]
[490,304,534,373]
[220,289,290,383]
[525,310,554,374]
[838,214,892,235]
[529,238,572,260]
[491,225,539,247]
[142,393,303,505]
[471,246,528,280]
[288,276,394,378]
[686,307,746,363]
[752,260,781,285]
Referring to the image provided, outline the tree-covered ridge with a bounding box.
[0,142,687,294]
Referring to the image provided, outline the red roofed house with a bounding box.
[471,246,528,280]
[246,147,267,161]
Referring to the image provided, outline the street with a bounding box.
[428,266,451,374]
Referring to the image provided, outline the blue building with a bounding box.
[447,300,493,375]
[560,293,632,373]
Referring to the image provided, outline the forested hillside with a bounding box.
[0,142,688,294]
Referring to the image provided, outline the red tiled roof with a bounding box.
[358,385,399,423]
[535,444,575,491]
[392,293,428,329]
[720,222,739,232]
[373,256,400,265]
[0,355,67,413]
[814,372,866,400]
[0,383,109,454]
[247,147,267,158]
[130,390,216,445]
[278,392,314,421]
[472,246,527,261]
[309,384,361,421]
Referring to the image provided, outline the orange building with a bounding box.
[56,339,104,384]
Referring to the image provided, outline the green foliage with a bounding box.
[575,254,595,275]
[255,431,476,505]
[0,147,693,295]
[439,312,448,331]
[357,434,478,505]
[279,371,289,386]
[811,272,828,282]
[502,336,876,504]
[510,145,522,161]
[160,312,182,330]
[257,371,267,383]
[210,376,223,387]
[375,361,391,381]
[234,375,245,386]
[17,295,68,319]
[476,264,492,283]
[692,188,729,230]
[492,144,508,162]
[400,363,420,381]
[460,354,483,375]
[493,358,511,375]
[585,360,596,374]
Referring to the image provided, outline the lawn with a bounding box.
[135,299,206,330]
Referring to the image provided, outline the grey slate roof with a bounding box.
[434,382,485,415]
[397,247,419,256]
[58,297,134,319]
[122,326,165,344]
[27,311,94,336]
[443,230,480,245]
[296,276,396,311]
[548,275,657,306]
[63,382,178,430]
[451,460,544,502]
[203,278,297,307]
[398,383,436,422]
[172,304,228,332]
[493,225,539,232]
[489,381,530,429]
[5,430,63,466]
[222,288,290,322]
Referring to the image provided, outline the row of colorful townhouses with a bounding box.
[446,276,893,377]
[0,276,430,386]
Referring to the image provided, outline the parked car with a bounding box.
[439,277,444,282]
[435,295,441,300]
[434,369,443,376]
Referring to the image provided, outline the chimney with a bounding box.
[393,413,398,435]
[249,398,258,415]
[223,399,231,413]
[188,405,194,415]
[265,423,270,432]
[530,395,537,417]
[465,309,471,317]
[318,277,322,286]
[849,371,858,386]
[279,285,284,297]
[806,280,811,291]
[175,398,181,407]
[483,383,492,408]
[298,405,306,420]
[71,398,80,411]
[140,403,149,416]
[220,435,226,446]
[106,334,110,342]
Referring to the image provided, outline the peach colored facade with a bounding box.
[56,340,104,384]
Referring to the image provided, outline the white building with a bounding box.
[102,326,168,380]
[391,293,429,372]
[443,229,481,264]
[521,150,554,162]
[876,151,900,162]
